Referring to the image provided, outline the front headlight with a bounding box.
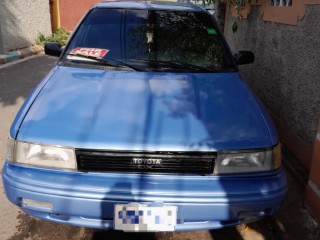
[214,144,281,174]
[6,139,76,170]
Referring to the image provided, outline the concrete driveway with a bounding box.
[0,55,318,240]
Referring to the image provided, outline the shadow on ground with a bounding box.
[0,55,57,107]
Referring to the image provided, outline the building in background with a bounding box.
[223,0,320,223]
[52,0,101,31]
[0,0,52,54]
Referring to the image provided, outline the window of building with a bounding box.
[271,0,292,6]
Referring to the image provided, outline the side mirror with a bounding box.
[45,42,62,57]
[234,51,254,65]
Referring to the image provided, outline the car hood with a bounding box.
[16,66,277,151]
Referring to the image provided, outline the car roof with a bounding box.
[94,1,205,12]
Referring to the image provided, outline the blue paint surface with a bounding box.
[15,66,277,151]
[2,162,287,230]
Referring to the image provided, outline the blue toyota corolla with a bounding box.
[2,1,286,232]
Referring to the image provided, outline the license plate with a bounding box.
[114,203,177,232]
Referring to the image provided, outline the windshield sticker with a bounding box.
[207,28,217,35]
[70,48,109,58]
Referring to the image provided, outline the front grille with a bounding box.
[75,149,216,174]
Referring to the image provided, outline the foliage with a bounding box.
[36,28,70,47]
[201,0,252,32]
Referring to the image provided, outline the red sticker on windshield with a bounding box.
[70,48,109,58]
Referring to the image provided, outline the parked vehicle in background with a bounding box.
[3,1,286,232]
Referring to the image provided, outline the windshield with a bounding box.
[64,8,235,72]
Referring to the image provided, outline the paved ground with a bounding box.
[0,55,319,240]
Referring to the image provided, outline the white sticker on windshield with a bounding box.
[70,48,109,58]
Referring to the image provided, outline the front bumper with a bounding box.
[2,162,287,231]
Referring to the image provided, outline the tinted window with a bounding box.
[67,9,122,59]
[64,8,234,72]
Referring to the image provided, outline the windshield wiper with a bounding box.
[66,53,143,71]
[174,61,217,73]
[131,59,216,72]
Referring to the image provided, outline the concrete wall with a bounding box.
[224,5,320,149]
[0,21,4,54]
[0,0,52,52]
